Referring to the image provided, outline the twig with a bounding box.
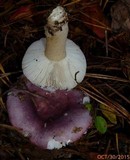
[105,83,130,104]
[86,73,130,83]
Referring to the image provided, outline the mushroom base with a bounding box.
[7,76,92,150]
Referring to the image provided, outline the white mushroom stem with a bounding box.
[22,6,87,90]
[44,6,68,61]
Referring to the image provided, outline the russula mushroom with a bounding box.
[22,6,86,90]
[7,6,92,150]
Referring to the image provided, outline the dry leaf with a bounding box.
[100,103,117,124]
[10,4,33,21]
[80,1,110,39]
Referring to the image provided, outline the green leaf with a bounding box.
[100,103,117,124]
[85,103,92,111]
[95,116,107,134]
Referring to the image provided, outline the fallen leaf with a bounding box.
[80,1,110,39]
[100,103,117,124]
[85,103,92,111]
[10,4,33,21]
[95,116,107,134]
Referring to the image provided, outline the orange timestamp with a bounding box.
[97,154,130,159]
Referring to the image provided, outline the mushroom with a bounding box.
[22,6,86,90]
[7,6,92,150]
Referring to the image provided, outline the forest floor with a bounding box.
[0,0,130,159]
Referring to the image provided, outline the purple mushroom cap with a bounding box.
[7,77,92,149]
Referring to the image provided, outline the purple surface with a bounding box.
[7,78,92,149]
